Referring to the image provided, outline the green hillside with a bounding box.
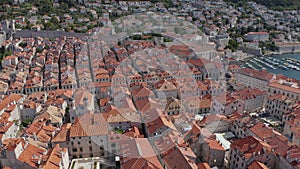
[254,0,300,10]
[225,0,300,10]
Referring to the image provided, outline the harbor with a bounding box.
[241,53,300,80]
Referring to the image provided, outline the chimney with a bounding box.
[83,96,88,109]
[33,132,37,141]
[38,155,42,165]
[115,156,121,169]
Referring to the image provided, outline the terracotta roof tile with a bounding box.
[248,160,268,169]
[268,82,300,95]
[249,122,274,140]
[119,139,163,169]
[154,129,185,156]
[231,136,271,159]
[205,138,225,151]
[123,126,144,138]
[238,68,274,82]
[42,144,66,169]
[70,113,108,137]
[198,162,211,169]
[52,123,71,143]
[0,94,22,112]
[131,86,154,98]
[233,88,266,100]
[163,146,198,169]
[18,144,47,168]
[1,138,25,152]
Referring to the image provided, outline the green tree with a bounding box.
[225,39,239,52]
[36,48,43,53]
[22,119,33,127]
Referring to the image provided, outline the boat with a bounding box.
[245,62,257,70]
[254,57,276,69]
[286,58,300,66]
[264,58,277,66]
[278,65,288,70]
[288,58,300,64]
[249,59,264,69]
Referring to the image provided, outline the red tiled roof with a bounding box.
[233,88,266,100]
[197,114,228,127]
[52,123,71,143]
[264,134,290,157]
[214,92,236,106]
[228,111,242,121]
[169,45,193,57]
[18,144,47,168]
[205,138,225,151]
[99,98,111,107]
[70,113,108,137]
[228,64,241,70]
[26,120,47,135]
[286,145,300,167]
[163,146,198,169]
[119,139,163,169]
[275,74,299,84]
[268,94,289,101]
[154,79,177,90]
[249,122,274,140]
[74,88,93,106]
[123,126,144,138]
[144,108,175,135]
[0,94,22,112]
[198,162,211,169]
[187,58,209,67]
[42,144,66,169]
[268,82,300,95]
[1,138,25,152]
[231,136,271,159]
[238,68,274,82]
[248,160,268,169]
[135,98,161,113]
[131,86,154,98]
[154,130,185,156]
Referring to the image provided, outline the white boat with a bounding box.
[278,65,288,70]
[245,62,257,70]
